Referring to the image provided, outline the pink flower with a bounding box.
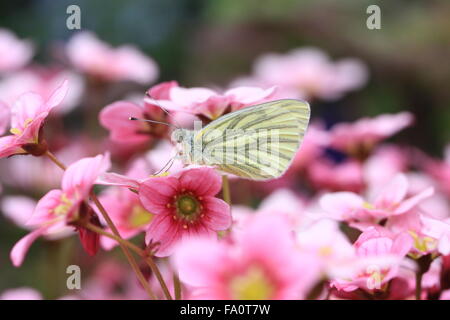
[307,159,364,193]
[139,167,231,256]
[99,100,168,144]
[10,154,110,267]
[0,101,10,135]
[1,195,36,229]
[150,84,276,120]
[250,47,368,100]
[98,160,154,250]
[66,32,158,84]
[320,173,434,222]
[99,81,177,144]
[0,29,33,72]
[173,215,320,299]
[0,80,68,158]
[289,122,330,171]
[329,112,414,158]
[0,287,42,300]
[0,67,84,114]
[363,145,408,191]
[331,227,413,292]
[296,219,355,278]
[424,144,450,197]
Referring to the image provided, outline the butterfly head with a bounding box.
[171,129,195,164]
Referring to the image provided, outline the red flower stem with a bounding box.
[222,175,231,206]
[84,222,173,300]
[45,151,157,300]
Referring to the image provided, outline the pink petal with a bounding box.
[145,213,181,257]
[391,232,413,257]
[170,87,216,106]
[45,79,69,111]
[99,101,149,143]
[225,86,276,104]
[179,167,222,196]
[201,197,231,230]
[395,187,434,214]
[1,195,36,228]
[374,174,408,209]
[139,176,179,213]
[27,189,63,226]
[320,192,365,220]
[96,172,140,189]
[0,135,22,158]
[62,154,111,197]
[10,92,44,129]
[0,101,10,135]
[172,237,228,287]
[10,228,48,267]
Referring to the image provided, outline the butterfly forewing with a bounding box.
[194,99,310,180]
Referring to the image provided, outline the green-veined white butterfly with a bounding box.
[132,99,310,180]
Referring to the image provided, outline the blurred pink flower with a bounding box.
[10,154,110,266]
[424,144,450,197]
[139,167,231,256]
[98,159,154,250]
[0,67,84,114]
[0,287,42,300]
[329,112,414,157]
[66,32,158,84]
[296,219,355,277]
[290,122,330,171]
[173,215,320,299]
[331,227,412,292]
[0,101,10,135]
[1,195,36,229]
[363,144,408,191]
[150,84,277,120]
[0,80,68,158]
[0,138,91,192]
[307,159,364,193]
[0,29,33,72]
[321,173,434,222]
[251,47,368,100]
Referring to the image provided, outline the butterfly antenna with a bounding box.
[145,91,181,129]
[153,156,175,176]
[128,117,178,128]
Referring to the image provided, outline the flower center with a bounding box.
[129,205,153,228]
[53,193,73,216]
[175,194,201,218]
[229,266,275,300]
[10,118,34,136]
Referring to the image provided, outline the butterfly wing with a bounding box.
[194,99,310,180]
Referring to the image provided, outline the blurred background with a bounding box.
[0,0,449,298]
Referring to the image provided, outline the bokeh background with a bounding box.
[0,0,449,298]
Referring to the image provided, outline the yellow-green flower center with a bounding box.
[229,266,275,300]
[176,194,200,218]
[53,194,73,216]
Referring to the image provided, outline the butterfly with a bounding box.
[132,99,310,180]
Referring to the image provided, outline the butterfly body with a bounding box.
[172,99,310,180]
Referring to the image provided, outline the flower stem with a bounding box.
[45,151,156,300]
[415,270,423,300]
[173,272,182,300]
[45,150,66,170]
[84,222,173,300]
[222,175,231,206]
